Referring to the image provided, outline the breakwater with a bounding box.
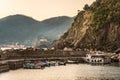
[0,48,86,73]
[0,57,85,73]
[0,59,24,73]
[0,62,9,73]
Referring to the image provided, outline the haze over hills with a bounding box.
[0,14,74,47]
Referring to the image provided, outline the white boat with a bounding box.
[84,53,111,64]
[67,60,78,64]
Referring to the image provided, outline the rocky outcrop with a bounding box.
[52,0,120,52]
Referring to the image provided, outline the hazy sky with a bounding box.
[0,0,95,21]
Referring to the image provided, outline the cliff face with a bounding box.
[53,0,120,52]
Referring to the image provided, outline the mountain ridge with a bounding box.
[0,14,74,47]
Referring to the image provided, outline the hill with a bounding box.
[0,14,74,47]
[52,0,120,52]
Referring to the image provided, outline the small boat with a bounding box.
[58,61,66,66]
[67,60,78,64]
[34,61,42,69]
[23,61,48,69]
[49,61,56,66]
[23,62,35,69]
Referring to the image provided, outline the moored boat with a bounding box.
[23,61,48,69]
[23,62,35,69]
[58,61,66,65]
[84,53,111,64]
[67,60,79,64]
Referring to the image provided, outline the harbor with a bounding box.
[0,46,120,80]
[0,47,120,73]
[0,0,120,79]
[0,57,84,72]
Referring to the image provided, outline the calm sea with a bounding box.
[0,63,120,80]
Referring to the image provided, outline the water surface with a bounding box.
[0,64,120,80]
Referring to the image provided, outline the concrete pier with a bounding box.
[8,59,24,70]
[0,62,9,73]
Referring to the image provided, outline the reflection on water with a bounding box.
[0,64,120,80]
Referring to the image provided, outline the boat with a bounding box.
[58,61,66,66]
[67,60,79,64]
[48,61,56,66]
[23,61,48,69]
[23,62,35,69]
[84,53,111,64]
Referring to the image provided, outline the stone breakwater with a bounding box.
[0,47,86,73]
[0,47,86,60]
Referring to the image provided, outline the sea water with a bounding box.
[0,64,120,80]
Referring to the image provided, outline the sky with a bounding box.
[0,0,95,21]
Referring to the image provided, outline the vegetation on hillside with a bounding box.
[53,0,120,52]
[87,0,120,31]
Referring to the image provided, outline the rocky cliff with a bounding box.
[53,0,120,52]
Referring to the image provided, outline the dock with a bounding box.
[0,59,24,72]
[0,61,9,73]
